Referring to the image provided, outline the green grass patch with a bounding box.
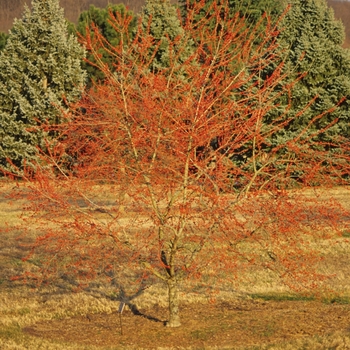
[342,230,350,238]
[250,292,350,305]
[322,295,350,304]
[190,329,211,341]
[17,307,31,316]
[0,323,23,341]
[249,293,316,302]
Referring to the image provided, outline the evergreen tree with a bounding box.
[179,0,284,30]
[180,0,350,169]
[228,0,350,179]
[0,0,86,174]
[0,32,9,51]
[137,0,193,73]
[232,0,284,24]
[75,4,136,86]
[274,0,350,143]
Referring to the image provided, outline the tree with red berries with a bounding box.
[9,1,349,327]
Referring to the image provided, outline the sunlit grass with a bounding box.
[0,184,350,349]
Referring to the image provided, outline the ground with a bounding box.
[1,183,350,349]
[23,298,350,349]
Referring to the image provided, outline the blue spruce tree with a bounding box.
[0,0,86,174]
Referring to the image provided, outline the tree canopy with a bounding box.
[275,0,350,142]
[0,32,8,51]
[0,0,86,174]
[7,2,349,329]
[137,0,193,73]
[75,3,136,86]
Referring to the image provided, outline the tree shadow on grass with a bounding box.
[115,285,166,324]
[0,227,36,288]
[126,302,165,324]
[0,225,165,326]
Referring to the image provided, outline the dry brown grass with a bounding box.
[0,183,349,349]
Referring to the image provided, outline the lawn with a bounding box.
[1,181,350,350]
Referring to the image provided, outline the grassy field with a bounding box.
[1,182,350,349]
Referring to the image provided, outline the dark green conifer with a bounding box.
[0,32,8,51]
[75,4,137,86]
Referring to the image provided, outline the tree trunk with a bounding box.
[166,277,181,327]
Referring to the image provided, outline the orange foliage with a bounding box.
[8,1,350,327]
